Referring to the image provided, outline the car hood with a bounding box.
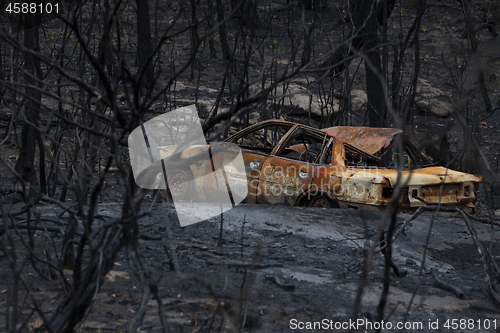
[323,126,402,155]
[375,166,482,186]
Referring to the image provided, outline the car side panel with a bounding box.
[241,151,270,203]
[257,157,315,205]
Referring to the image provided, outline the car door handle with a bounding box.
[250,161,259,168]
[299,171,308,179]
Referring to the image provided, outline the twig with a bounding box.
[128,287,152,333]
[209,261,282,269]
[377,205,500,254]
[273,231,293,237]
[0,224,63,235]
[0,110,15,146]
[265,275,295,291]
[457,209,500,305]
[139,233,165,241]
[431,270,464,298]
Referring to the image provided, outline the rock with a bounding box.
[277,83,320,116]
[290,77,316,85]
[1,193,24,204]
[406,258,416,265]
[248,111,260,125]
[415,99,454,117]
[479,35,500,59]
[257,3,292,12]
[417,78,446,98]
[250,83,339,118]
[350,89,367,112]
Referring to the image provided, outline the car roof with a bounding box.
[225,119,321,136]
[322,126,402,155]
[224,119,380,158]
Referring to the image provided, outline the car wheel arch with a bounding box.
[163,168,196,202]
[295,191,339,208]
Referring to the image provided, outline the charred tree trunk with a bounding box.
[231,0,258,30]
[298,0,326,11]
[217,0,234,62]
[136,0,154,85]
[16,13,46,196]
[404,0,425,130]
[315,0,395,127]
[206,0,217,58]
[190,0,199,80]
[316,0,395,77]
[460,0,492,116]
[353,0,386,127]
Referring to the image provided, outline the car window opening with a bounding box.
[344,145,380,168]
[345,142,432,170]
[375,135,436,169]
[230,124,290,155]
[277,130,330,164]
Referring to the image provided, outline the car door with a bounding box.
[257,127,327,206]
[241,151,269,203]
[225,122,293,203]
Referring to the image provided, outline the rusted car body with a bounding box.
[221,120,481,213]
[138,119,481,214]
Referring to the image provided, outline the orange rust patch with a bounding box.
[323,126,402,155]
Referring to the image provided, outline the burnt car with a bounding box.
[221,120,481,213]
[137,119,481,214]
